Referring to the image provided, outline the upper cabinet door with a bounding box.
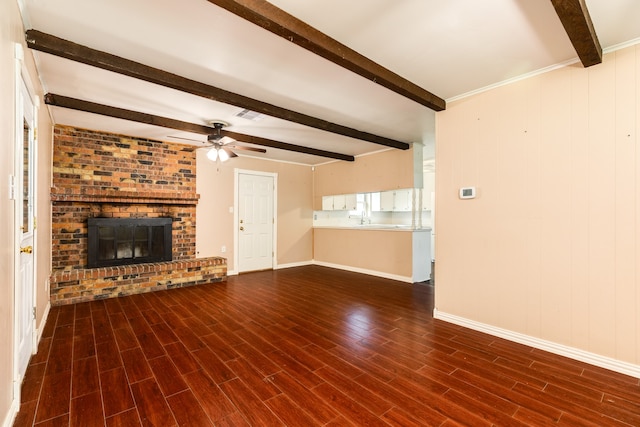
[344,194,358,211]
[379,191,395,211]
[332,194,346,210]
[394,189,413,211]
[322,195,334,210]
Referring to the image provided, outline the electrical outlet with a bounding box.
[221,245,226,253]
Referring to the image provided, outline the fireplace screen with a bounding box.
[87,217,172,268]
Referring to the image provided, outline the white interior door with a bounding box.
[16,77,36,379]
[237,172,275,272]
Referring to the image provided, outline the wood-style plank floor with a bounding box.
[14,265,640,426]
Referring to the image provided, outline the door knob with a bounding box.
[20,245,33,254]
[239,226,244,231]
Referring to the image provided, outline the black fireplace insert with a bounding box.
[87,217,173,268]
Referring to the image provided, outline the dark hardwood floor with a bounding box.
[14,265,640,426]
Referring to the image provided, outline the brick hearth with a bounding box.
[50,125,226,305]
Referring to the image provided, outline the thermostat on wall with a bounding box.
[459,187,476,199]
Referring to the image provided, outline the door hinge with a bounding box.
[33,216,37,230]
[32,307,36,320]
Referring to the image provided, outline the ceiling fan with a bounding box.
[169,121,267,162]
[203,121,267,162]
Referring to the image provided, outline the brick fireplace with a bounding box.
[49,125,226,305]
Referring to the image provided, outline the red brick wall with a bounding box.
[50,258,226,305]
[53,126,196,195]
[51,126,199,271]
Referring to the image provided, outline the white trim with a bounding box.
[35,302,51,345]
[276,260,313,270]
[446,38,640,105]
[602,37,640,54]
[433,310,640,379]
[12,43,23,415]
[14,43,23,61]
[312,260,413,283]
[31,87,39,356]
[234,169,278,273]
[446,58,580,104]
[13,49,39,409]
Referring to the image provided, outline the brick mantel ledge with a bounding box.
[50,187,200,205]
[50,257,227,305]
[51,257,225,283]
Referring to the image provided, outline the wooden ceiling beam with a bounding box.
[27,30,408,150]
[44,93,355,162]
[207,0,446,111]
[551,0,602,67]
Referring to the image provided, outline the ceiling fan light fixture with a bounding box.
[218,147,230,162]
[207,147,219,161]
[207,146,230,162]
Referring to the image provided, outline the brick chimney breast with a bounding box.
[49,125,225,305]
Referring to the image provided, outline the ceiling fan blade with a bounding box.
[228,145,267,153]
[210,135,235,145]
[168,135,203,143]
[222,147,238,158]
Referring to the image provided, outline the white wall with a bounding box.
[435,44,640,375]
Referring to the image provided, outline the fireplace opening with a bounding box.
[87,217,172,268]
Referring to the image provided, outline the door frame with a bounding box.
[233,169,278,274]
[13,43,38,396]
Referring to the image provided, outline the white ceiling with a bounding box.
[20,0,640,165]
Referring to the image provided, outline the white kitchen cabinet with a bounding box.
[332,194,346,210]
[378,190,395,211]
[344,193,358,210]
[322,194,358,210]
[373,189,413,211]
[393,189,413,212]
[322,196,333,210]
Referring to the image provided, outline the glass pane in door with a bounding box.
[22,118,30,233]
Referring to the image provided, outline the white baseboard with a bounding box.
[275,260,313,270]
[433,309,640,379]
[36,301,51,344]
[312,260,413,283]
[233,261,407,282]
